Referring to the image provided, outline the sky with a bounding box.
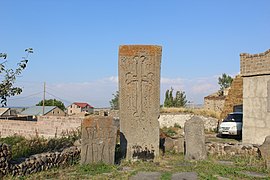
[1,0,270,108]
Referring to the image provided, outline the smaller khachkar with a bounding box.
[81,116,118,164]
[119,45,162,160]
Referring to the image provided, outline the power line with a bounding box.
[8,92,43,101]
[45,91,73,105]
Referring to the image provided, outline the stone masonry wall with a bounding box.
[158,114,218,132]
[0,143,80,178]
[242,76,270,144]
[220,75,243,120]
[0,116,83,138]
[241,49,270,145]
[240,49,270,76]
[204,97,225,113]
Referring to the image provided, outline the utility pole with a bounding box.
[42,82,46,115]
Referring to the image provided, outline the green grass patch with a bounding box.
[161,172,172,180]
[77,163,115,176]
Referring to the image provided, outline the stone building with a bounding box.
[241,49,270,145]
[204,88,229,113]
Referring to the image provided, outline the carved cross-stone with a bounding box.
[119,45,162,160]
[80,116,118,165]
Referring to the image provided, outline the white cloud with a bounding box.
[8,75,220,108]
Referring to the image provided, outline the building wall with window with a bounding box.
[46,107,66,116]
[241,49,270,145]
[67,103,94,115]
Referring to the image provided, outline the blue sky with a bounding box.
[1,1,270,107]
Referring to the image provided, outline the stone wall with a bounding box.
[241,49,270,145]
[204,96,225,113]
[220,75,243,120]
[158,114,218,132]
[0,143,80,177]
[0,116,83,138]
[240,49,270,76]
[242,76,270,144]
[206,142,258,157]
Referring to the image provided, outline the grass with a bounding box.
[4,152,269,180]
[0,129,81,160]
[160,107,220,119]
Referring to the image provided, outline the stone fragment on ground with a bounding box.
[239,171,269,178]
[129,172,161,180]
[258,135,270,169]
[213,175,231,180]
[171,172,198,180]
[217,160,234,166]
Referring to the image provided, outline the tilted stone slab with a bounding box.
[119,45,162,160]
[80,116,118,165]
[184,116,207,160]
[259,135,270,169]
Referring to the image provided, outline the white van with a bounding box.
[218,112,243,137]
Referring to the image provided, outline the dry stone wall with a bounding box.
[158,114,218,132]
[0,144,80,178]
[206,142,259,157]
[0,143,12,177]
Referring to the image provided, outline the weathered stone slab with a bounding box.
[119,45,162,160]
[171,172,198,180]
[184,116,207,160]
[258,135,270,169]
[80,116,118,165]
[130,172,161,180]
[239,171,269,178]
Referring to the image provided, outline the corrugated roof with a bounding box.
[0,108,9,116]
[20,106,57,116]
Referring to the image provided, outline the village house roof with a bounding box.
[73,102,94,108]
[20,106,59,116]
[0,108,9,116]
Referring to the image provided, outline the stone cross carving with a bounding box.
[80,116,118,165]
[119,45,162,160]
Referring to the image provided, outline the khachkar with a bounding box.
[119,45,162,161]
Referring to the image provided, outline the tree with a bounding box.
[218,73,233,94]
[0,48,33,106]
[163,89,171,107]
[164,87,187,108]
[36,99,65,111]
[110,91,119,110]
[174,90,187,107]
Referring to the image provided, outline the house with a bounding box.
[67,102,94,115]
[20,106,66,117]
[0,108,10,117]
[0,107,25,117]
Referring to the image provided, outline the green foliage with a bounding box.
[161,127,177,136]
[77,163,115,176]
[110,90,119,110]
[218,73,233,91]
[161,172,172,180]
[0,129,81,160]
[164,87,187,108]
[0,135,25,146]
[36,99,66,111]
[174,123,181,128]
[0,48,33,106]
